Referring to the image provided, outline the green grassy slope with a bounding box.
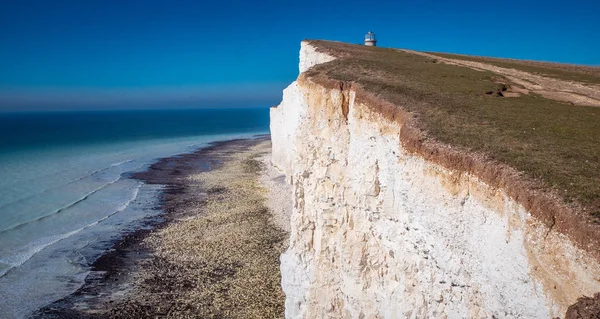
[429,52,600,84]
[306,40,600,219]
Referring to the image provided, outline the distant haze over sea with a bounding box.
[0,83,287,112]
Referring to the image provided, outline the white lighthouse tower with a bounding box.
[364,31,377,46]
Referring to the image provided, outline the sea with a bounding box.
[0,107,270,318]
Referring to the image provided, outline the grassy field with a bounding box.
[306,40,600,219]
[429,52,600,84]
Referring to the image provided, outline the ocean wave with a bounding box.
[0,159,137,211]
[0,174,127,234]
[0,152,128,188]
[0,186,140,278]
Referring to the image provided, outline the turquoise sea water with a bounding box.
[0,108,270,318]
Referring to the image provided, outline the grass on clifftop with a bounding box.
[306,40,600,219]
[429,52,600,85]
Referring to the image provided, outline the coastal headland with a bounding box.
[272,40,600,318]
[29,40,600,318]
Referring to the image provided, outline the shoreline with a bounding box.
[33,135,289,318]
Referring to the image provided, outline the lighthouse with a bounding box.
[364,31,377,46]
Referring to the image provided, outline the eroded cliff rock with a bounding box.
[271,42,600,318]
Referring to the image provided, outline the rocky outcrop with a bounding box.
[271,42,600,318]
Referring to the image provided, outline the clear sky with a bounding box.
[0,0,598,111]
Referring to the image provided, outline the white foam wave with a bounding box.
[0,175,128,233]
[0,159,136,211]
[0,186,141,278]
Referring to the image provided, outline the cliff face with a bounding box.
[271,42,600,318]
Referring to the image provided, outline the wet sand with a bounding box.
[33,136,289,319]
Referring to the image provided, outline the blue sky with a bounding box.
[0,0,598,111]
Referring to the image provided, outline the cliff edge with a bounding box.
[271,40,600,318]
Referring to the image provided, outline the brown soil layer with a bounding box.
[565,293,600,319]
[32,136,285,319]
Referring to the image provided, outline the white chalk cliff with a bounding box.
[271,42,600,318]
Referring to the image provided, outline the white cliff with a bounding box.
[271,42,600,318]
